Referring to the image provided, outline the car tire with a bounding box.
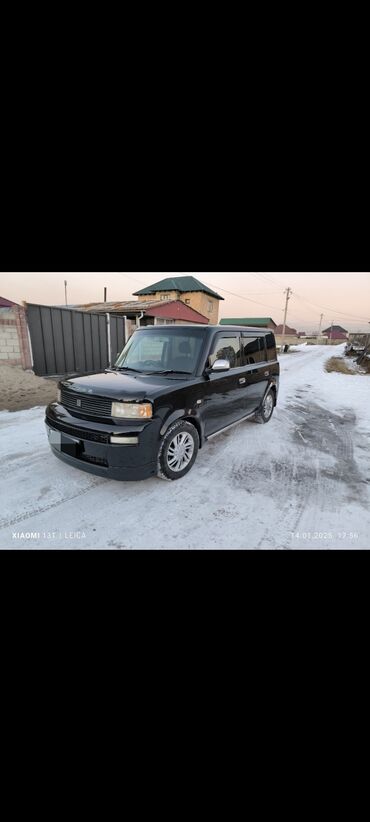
[158,420,199,481]
[254,390,275,424]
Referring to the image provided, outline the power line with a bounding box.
[292,291,370,322]
[254,279,370,326]
[121,273,282,314]
[120,273,148,286]
[204,278,282,295]
[203,279,284,312]
[254,276,369,323]
[221,289,283,295]
[249,272,283,287]
[120,272,368,326]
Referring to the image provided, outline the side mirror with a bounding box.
[211,358,230,371]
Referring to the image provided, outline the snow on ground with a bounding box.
[0,344,369,549]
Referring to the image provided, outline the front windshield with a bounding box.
[115,329,205,374]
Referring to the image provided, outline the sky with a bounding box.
[1,272,369,332]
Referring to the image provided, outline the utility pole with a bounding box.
[318,313,324,337]
[329,319,334,343]
[104,287,107,303]
[64,280,68,306]
[280,287,292,352]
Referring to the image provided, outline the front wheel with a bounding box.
[254,390,275,424]
[158,421,199,480]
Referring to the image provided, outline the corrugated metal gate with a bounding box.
[26,303,126,377]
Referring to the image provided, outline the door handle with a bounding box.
[239,377,246,385]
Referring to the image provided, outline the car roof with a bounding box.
[136,324,271,335]
[211,325,271,334]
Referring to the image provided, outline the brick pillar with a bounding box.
[14,306,33,370]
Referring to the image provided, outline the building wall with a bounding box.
[180,292,219,323]
[154,318,203,326]
[126,318,137,338]
[303,337,344,345]
[147,290,180,303]
[275,334,301,347]
[136,290,220,323]
[0,306,32,368]
[0,308,21,363]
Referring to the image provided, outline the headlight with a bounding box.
[57,388,61,402]
[111,402,152,419]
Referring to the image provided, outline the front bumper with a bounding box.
[45,403,161,481]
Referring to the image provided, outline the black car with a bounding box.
[45,325,279,481]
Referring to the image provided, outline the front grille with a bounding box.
[61,386,112,418]
[47,418,110,444]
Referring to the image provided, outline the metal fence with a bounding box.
[26,303,126,377]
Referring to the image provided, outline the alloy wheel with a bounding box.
[263,392,274,418]
[166,432,195,472]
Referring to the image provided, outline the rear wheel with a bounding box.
[158,421,199,480]
[254,390,275,424]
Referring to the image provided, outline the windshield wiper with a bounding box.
[116,366,143,373]
[149,369,192,375]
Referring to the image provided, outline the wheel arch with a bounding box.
[183,416,203,448]
[160,411,204,448]
[269,383,277,405]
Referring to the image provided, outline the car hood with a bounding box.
[61,370,190,402]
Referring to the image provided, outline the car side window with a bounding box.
[241,336,265,365]
[208,335,242,369]
[265,333,277,361]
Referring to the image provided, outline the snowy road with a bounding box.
[1,344,369,549]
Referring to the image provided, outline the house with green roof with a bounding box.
[220,317,277,329]
[133,276,224,324]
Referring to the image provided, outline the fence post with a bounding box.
[106,313,111,367]
[16,305,33,369]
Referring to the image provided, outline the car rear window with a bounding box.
[265,333,277,361]
[242,336,265,365]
